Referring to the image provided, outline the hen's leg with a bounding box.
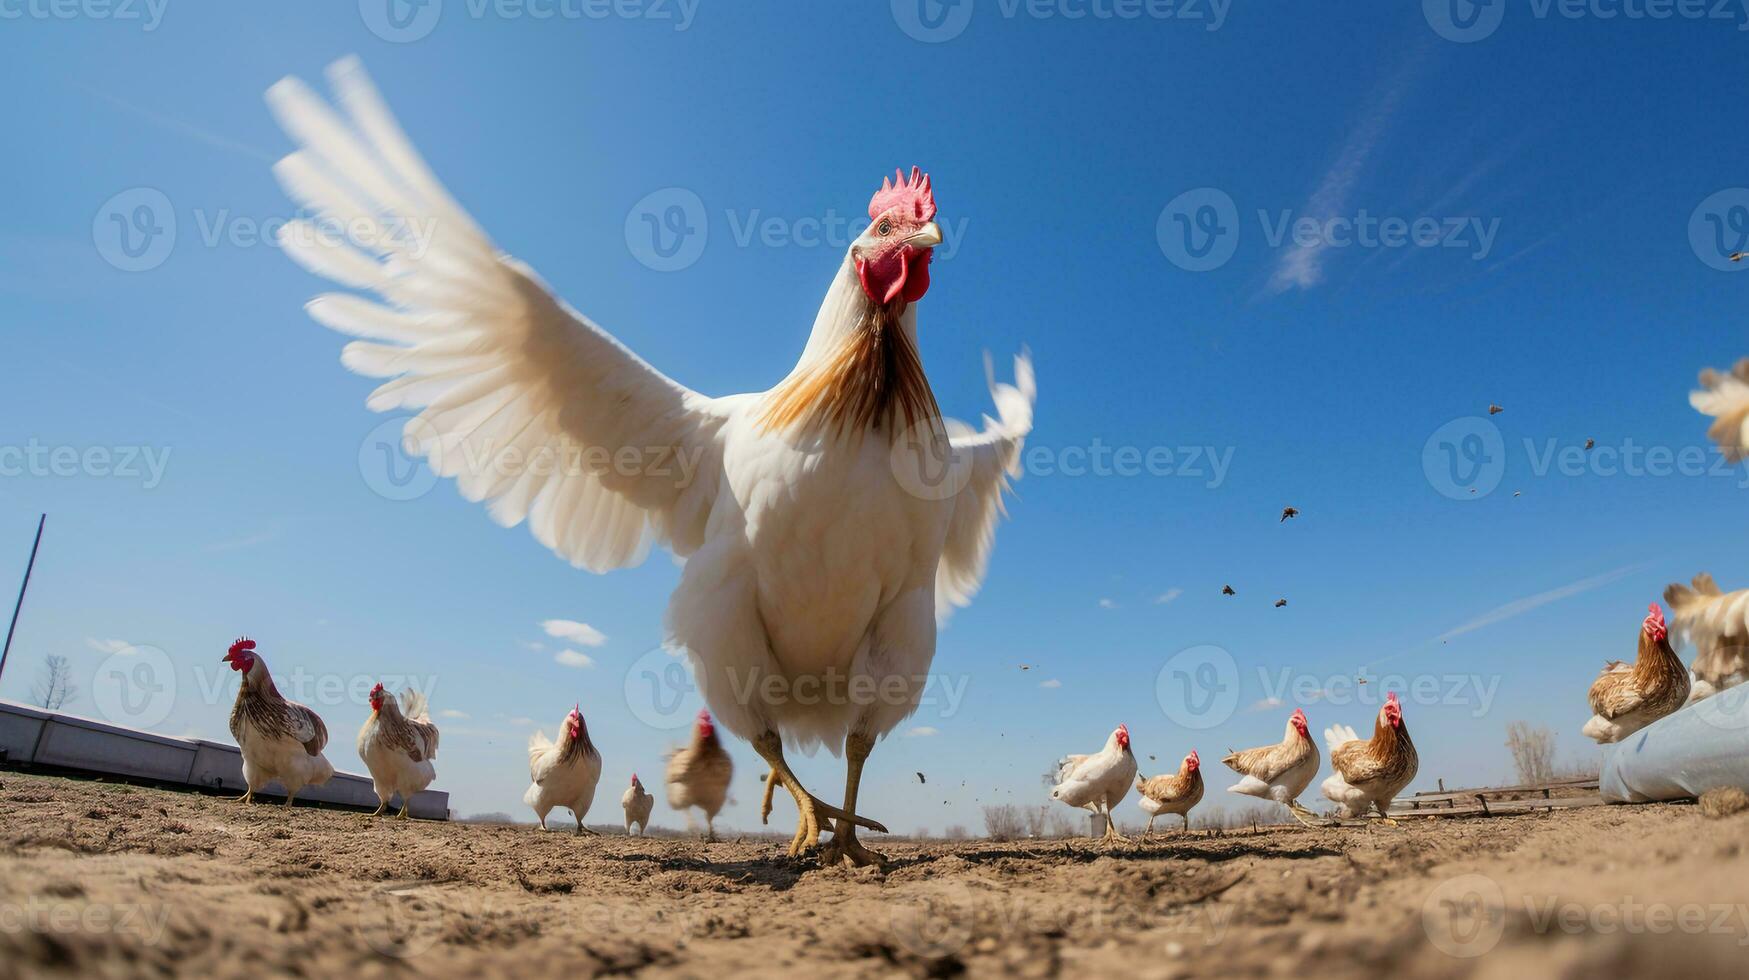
[282,789,298,808]
[1369,800,1400,827]
[752,731,884,857]
[821,731,886,867]
[1286,799,1320,826]
[1143,815,1156,839]
[759,768,780,825]
[705,814,717,842]
[1102,803,1126,841]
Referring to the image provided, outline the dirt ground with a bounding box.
[3,771,1748,978]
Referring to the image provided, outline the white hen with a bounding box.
[357,683,439,819]
[1050,724,1138,840]
[622,773,655,836]
[265,59,1034,866]
[524,704,603,834]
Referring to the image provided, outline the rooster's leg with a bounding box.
[820,731,887,868]
[752,732,885,857]
[759,768,780,825]
[1143,815,1156,839]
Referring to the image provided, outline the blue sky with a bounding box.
[5,2,1749,833]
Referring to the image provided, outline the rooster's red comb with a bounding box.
[1644,603,1667,642]
[228,637,255,658]
[869,166,936,223]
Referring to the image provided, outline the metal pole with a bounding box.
[0,514,47,688]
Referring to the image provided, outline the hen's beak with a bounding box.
[905,222,943,249]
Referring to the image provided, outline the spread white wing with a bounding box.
[1690,360,1749,462]
[265,57,727,572]
[934,352,1035,620]
[1323,724,1360,755]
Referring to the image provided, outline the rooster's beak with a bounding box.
[905,222,942,249]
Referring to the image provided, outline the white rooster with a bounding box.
[1049,724,1138,840]
[357,682,440,819]
[264,59,1034,866]
[221,637,334,806]
[622,774,655,836]
[524,704,603,834]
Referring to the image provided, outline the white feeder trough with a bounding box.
[1600,685,1749,803]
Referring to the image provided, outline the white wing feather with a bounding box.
[1324,723,1360,755]
[936,351,1036,620]
[1690,362,1749,461]
[265,57,727,573]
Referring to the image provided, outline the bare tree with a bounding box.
[982,804,1025,841]
[32,655,78,710]
[942,824,969,840]
[1046,809,1078,838]
[1505,721,1556,785]
[1022,804,1051,838]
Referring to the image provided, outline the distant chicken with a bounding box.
[1663,574,1749,703]
[357,683,440,819]
[622,774,655,836]
[221,638,334,806]
[525,704,602,834]
[1321,692,1419,824]
[1050,724,1137,840]
[1582,603,1691,743]
[668,710,733,840]
[1136,749,1203,837]
[1223,708,1320,826]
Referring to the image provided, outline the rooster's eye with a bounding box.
[878,220,891,236]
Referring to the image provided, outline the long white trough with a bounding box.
[1600,685,1749,803]
[0,699,448,819]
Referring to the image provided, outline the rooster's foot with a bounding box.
[820,828,887,868]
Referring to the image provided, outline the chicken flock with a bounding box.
[210,56,1748,852]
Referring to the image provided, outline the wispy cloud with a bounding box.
[1153,588,1183,605]
[542,619,606,647]
[1097,598,1118,610]
[904,726,939,737]
[554,649,596,669]
[1248,697,1285,712]
[1267,61,1418,294]
[86,638,133,655]
[439,709,470,720]
[1039,679,1062,689]
[1433,563,1648,644]
[81,84,275,162]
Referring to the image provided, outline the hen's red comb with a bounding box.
[1644,603,1667,642]
[869,166,936,222]
[228,637,255,658]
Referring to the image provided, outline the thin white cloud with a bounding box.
[1267,63,1417,294]
[1039,679,1062,689]
[1154,588,1183,605]
[1434,563,1647,644]
[205,528,281,553]
[523,641,546,652]
[554,649,596,669]
[904,726,939,737]
[1098,598,1118,610]
[439,709,470,720]
[81,84,275,162]
[86,638,133,655]
[1248,697,1285,712]
[542,619,606,647]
